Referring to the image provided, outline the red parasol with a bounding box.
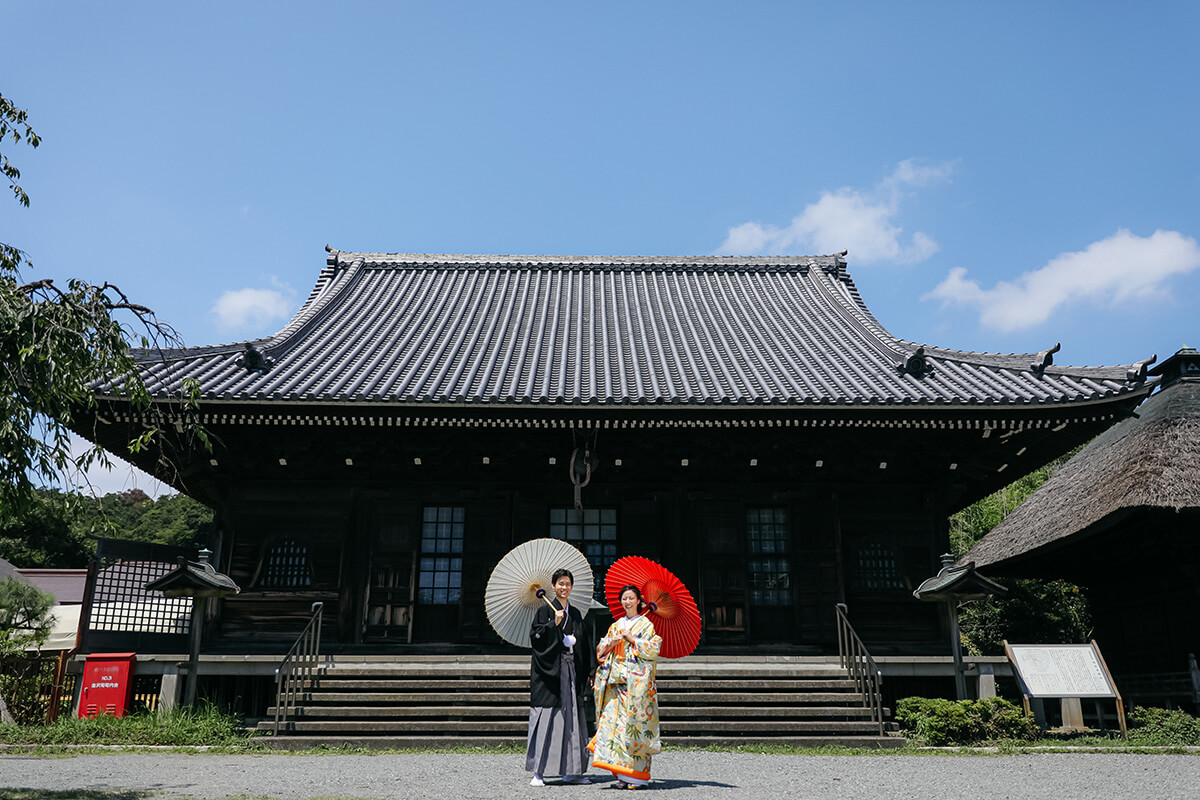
[604,556,701,659]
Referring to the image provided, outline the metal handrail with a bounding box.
[272,601,324,734]
[835,603,884,736]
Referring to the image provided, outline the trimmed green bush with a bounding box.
[896,696,1039,746]
[1127,706,1200,747]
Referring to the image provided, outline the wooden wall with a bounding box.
[206,473,951,655]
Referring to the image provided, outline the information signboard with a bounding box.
[1006,644,1116,698]
[1004,640,1126,736]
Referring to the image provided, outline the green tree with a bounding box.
[1,90,206,520]
[74,490,214,550]
[0,577,55,724]
[0,489,215,569]
[0,490,93,568]
[123,493,214,549]
[949,449,1092,654]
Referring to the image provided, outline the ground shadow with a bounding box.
[644,779,737,791]
[586,777,737,791]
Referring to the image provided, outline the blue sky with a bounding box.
[4,2,1198,494]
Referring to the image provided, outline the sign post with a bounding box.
[1004,640,1126,737]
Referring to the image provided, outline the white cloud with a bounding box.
[924,229,1200,332]
[212,279,296,332]
[716,159,953,264]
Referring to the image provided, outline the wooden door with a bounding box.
[362,510,417,643]
[363,554,415,642]
[695,504,749,643]
[792,495,843,645]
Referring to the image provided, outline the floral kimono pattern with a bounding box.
[589,615,662,784]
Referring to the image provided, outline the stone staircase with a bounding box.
[256,655,903,749]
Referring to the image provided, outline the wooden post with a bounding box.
[183,596,207,707]
[46,650,71,724]
[1059,697,1086,731]
[946,600,967,700]
[1090,640,1127,738]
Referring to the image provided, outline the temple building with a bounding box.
[76,249,1155,656]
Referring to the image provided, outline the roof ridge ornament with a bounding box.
[236,343,276,375]
[820,249,849,277]
[1031,343,1061,376]
[1126,354,1157,383]
[898,346,935,378]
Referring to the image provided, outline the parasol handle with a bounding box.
[534,588,560,611]
[647,602,658,613]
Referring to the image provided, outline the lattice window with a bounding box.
[747,508,791,606]
[853,540,905,592]
[418,506,464,605]
[549,507,617,604]
[258,537,314,589]
[88,550,192,635]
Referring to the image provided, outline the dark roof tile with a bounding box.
[118,252,1151,409]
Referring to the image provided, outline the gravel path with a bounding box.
[2,751,1199,800]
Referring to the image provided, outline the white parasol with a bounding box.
[484,538,594,648]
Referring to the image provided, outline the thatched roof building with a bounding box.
[964,346,1200,678]
[966,347,1200,574]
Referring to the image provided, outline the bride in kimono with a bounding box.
[589,585,662,789]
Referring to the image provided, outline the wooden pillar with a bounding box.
[1059,697,1086,731]
[945,600,967,700]
[183,596,207,706]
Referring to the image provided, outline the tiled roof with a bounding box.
[124,251,1153,409]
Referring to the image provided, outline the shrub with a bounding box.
[1127,706,1200,747]
[0,703,251,746]
[896,696,1038,746]
[0,653,60,725]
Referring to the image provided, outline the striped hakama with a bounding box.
[526,650,589,777]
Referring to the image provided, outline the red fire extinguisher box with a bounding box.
[79,652,137,718]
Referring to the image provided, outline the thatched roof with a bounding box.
[965,354,1200,571]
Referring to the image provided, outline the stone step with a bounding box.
[656,679,857,690]
[261,718,887,735]
[260,656,899,745]
[309,665,528,678]
[267,706,878,723]
[253,734,904,751]
[287,690,867,706]
[271,705,529,719]
[662,706,877,719]
[299,679,531,691]
[293,677,859,692]
[287,692,531,704]
[659,692,866,704]
[306,663,851,679]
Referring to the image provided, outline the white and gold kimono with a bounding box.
[589,614,662,785]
